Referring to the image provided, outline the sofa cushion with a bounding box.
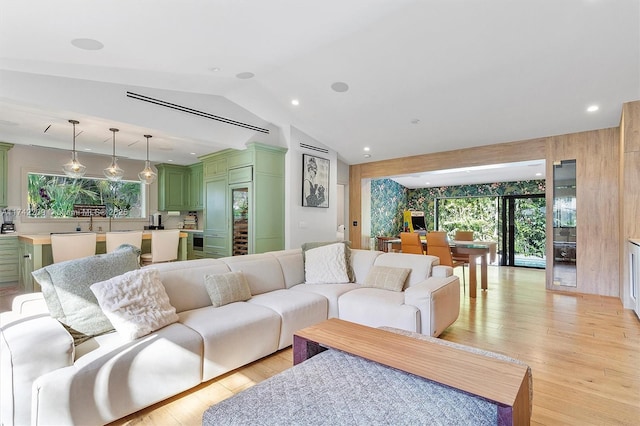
[302,241,355,282]
[349,249,383,283]
[178,304,281,381]
[304,243,350,284]
[221,254,286,295]
[339,288,420,333]
[151,259,230,313]
[90,268,179,341]
[363,265,411,292]
[249,289,328,349]
[268,249,305,289]
[290,283,359,318]
[373,252,438,288]
[31,244,141,345]
[204,271,252,307]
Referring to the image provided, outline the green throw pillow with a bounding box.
[204,271,252,307]
[32,244,141,345]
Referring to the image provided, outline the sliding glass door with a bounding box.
[435,194,546,268]
[501,195,546,268]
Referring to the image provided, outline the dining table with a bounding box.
[384,237,497,298]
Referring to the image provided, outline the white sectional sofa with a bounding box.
[0,246,460,426]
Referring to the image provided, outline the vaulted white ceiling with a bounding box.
[1,1,638,180]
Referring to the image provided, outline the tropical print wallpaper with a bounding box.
[370,178,545,237]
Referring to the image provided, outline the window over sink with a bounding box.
[26,172,145,219]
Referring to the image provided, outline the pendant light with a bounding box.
[138,134,157,184]
[104,128,124,181]
[62,119,87,178]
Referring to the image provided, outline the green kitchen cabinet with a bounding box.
[200,142,286,257]
[157,164,189,211]
[0,236,19,283]
[203,175,229,258]
[0,143,13,208]
[188,162,203,210]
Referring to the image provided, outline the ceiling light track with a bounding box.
[126,91,270,134]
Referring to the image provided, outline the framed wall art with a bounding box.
[302,154,329,208]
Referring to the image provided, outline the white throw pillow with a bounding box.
[91,268,179,341]
[304,242,350,284]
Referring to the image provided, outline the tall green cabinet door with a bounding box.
[0,143,14,208]
[189,163,204,210]
[157,164,189,211]
[252,144,286,253]
[204,175,229,257]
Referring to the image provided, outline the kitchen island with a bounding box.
[18,231,188,292]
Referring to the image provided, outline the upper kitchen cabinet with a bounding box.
[0,143,13,208]
[157,164,189,211]
[188,162,204,210]
[200,143,287,258]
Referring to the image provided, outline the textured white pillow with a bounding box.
[304,242,350,284]
[91,268,179,341]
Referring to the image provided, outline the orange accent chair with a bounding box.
[400,232,424,254]
[452,230,474,266]
[426,231,466,290]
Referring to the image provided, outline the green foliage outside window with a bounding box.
[27,173,143,218]
[437,197,499,241]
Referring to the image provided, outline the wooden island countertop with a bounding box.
[18,231,188,245]
[17,231,188,292]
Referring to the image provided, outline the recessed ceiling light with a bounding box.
[364,147,370,152]
[209,67,221,72]
[364,154,371,158]
[291,99,300,106]
[190,152,197,155]
[587,105,599,112]
[411,119,421,124]
[71,38,104,50]
[84,148,92,151]
[535,172,542,176]
[331,82,349,93]
[236,71,255,79]
[425,182,430,185]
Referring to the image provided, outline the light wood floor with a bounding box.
[3,268,640,425]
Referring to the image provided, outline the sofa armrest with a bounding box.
[431,265,453,278]
[404,276,460,337]
[11,292,49,316]
[1,314,73,426]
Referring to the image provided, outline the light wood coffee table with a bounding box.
[294,318,531,426]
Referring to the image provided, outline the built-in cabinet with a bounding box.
[0,236,19,283]
[157,162,203,211]
[189,163,204,210]
[0,143,13,208]
[200,143,286,258]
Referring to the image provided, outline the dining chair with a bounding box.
[50,232,97,263]
[452,230,473,269]
[454,230,474,242]
[400,232,424,254]
[105,231,143,253]
[426,231,466,290]
[140,229,180,266]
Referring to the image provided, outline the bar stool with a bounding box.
[50,232,97,263]
[105,231,143,253]
[140,229,180,266]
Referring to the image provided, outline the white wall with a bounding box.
[285,127,339,249]
[5,145,161,234]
